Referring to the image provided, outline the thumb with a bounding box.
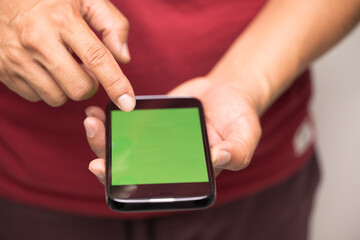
[81,0,131,63]
[211,116,262,171]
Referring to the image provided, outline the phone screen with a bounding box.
[111,107,209,186]
[106,97,215,211]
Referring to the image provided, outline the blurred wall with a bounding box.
[310,24,360,239]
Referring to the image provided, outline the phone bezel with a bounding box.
[105,95,216,211]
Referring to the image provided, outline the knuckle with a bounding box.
[5,47,25,66]
[48,2,78,27]
[4,77,40,102]
[2,76,16,90]
[231,140,252,171]
[112,16,129,37]
[0,73,14,88]
[35,86,68,107]
[110,14,130,32]
[239,155,251,170]
[83,45,109,70]
[48,62,65,75]
[120,17,130,31]
[47,92,68,107]
[68,81,95,101]
[20,28,43,50]
[103,73,127,94]
[27,94,42,103]
[233,158,250,171]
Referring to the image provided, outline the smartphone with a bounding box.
[105,95,216,212]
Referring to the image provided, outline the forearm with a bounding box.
[208,0,360,115]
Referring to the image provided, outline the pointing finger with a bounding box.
[61,17,135,111]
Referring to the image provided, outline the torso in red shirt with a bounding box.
[0,0,314,218]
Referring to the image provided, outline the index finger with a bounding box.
[61,19,135,111]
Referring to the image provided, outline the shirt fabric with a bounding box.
[0,156,320,240]
[0,0,314,219]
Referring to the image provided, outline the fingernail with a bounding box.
[121,43,131,61]
[117,94,135,112]
[84,120,95,138]
[214,151,231,167]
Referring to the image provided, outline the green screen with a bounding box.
[111,108,208,185]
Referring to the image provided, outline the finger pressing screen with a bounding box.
[61,18,135,112]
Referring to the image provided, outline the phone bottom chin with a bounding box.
[106,194,215,212]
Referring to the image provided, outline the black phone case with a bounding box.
[105,96,216,212]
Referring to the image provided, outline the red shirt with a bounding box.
[0,0,314,218]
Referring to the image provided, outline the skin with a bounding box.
[0,0,135,111]
[1,0,360,182]
[85,0,360,182]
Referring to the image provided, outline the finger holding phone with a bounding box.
[85,77,263,182]
[84,77,262,211]
[0,0,135,111]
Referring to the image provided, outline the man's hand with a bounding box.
[168,78,262,172]
[84,77,262,183]
[83,0,360,183]
[0,0,135,111]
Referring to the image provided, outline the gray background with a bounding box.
[311,24,360,239]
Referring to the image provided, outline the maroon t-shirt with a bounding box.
[0,0,314,218]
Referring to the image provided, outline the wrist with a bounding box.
[206,65,272,116]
